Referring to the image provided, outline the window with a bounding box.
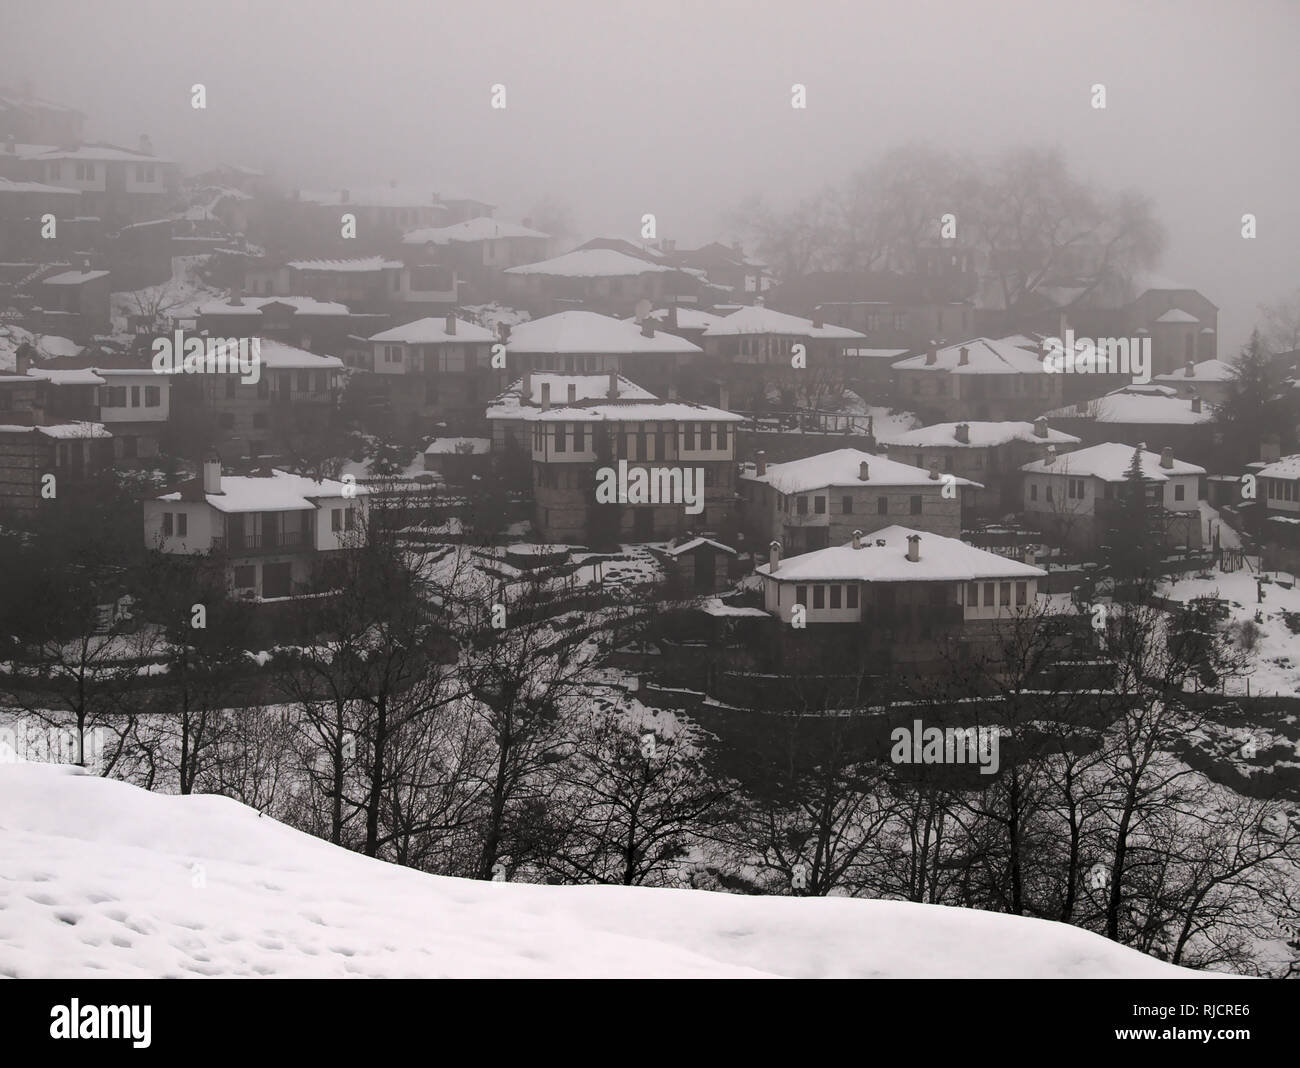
[1174,483,1185,501]
[224,377,236,399]
[555,424,567,453]
[1030,483,1038,502]
[345,508,355,530]
[176,512,187,537]
[814,496,826,515]
[967,582,979,606]
[910,495,922,515]
[574,424,586,452]
[878,496,888,515]
[331,508,342,531]
[145,386,160,407]
[984,582,994,606]
[162,512,173,536]
[813,586,825,609]
[685,424,697,450]
[829,585,842,609]
[1000,582,1011,606]
[1016,581,1027,606]
[797,496,808,516]
[795,585,807,607]
[1046,485,1054,503]
[233,565,255,590]
[846,585,859,609]
[842,495,852,514]
[715,424,727,450]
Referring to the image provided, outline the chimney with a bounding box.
[906,534,920,563]
[958,345,969,366]
[540,382,551,411]
[14,342,32,376]
[1033,416,1048,439]
[858,460,870,481]
[955,422,970,444]
[521,369,532,401]
[925,345,937,366]
[1160,446,1174,469]
[1044,444,1057,465]
[139,134,153,156]
[756,451,767,476]
[497,321,511,344]
[768,540,781,573]
[812,307,824,329]
[641,318,655,338]
[1190,395,1202,414]
[229,284,243,307]
[852,529,863,550]
[668,305,679,330]
[1023,546,1036,567]
[567,383,577,404]
[607,370,618,398]
[928,460,940,480]
[1184,359,1195,377]
[718,384,729,410]
[80,255,91,272]
[202,456,222,495]
[445,313,457,336]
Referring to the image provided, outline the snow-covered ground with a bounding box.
[0,763,1211,978]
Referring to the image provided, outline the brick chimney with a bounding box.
[641,318,655,338]
[1190,395,1202,414]
[958,345,969,366]
[202,455,223,495]
[906,534,920,562]
[756,450,767,476]
[955,422,970,444]
[768,540,781,573]
[1184,359,1195,377]
[540,382,551,411]
[1160,446,1174,469]
[859,460,870,481]
[521,369,531,401]
[1044,444,1057,465]
[567,383,577,404]
[1033,416,1048,439]
[852,528,863,550]
[925,345,937,366]
[607,370,618,399]
[812,307,824,329]
[928,460,941,480]
[445,313,457,336]
[14,342,33,376]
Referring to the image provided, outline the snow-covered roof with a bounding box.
[892,337,1047,375]
[1257,455,1300,481]
[702,305,865,340]
[486,373,741,424]
[36,421,111,439]
[698,597,768,617]
[525,401,743,424]
[663,537,737,557]
[40,270,109,285]
[631,307,727,331]
[1044,389,1215,425]
[198,296,351,316]
[1154,309,1199,325]
[742,447,979,493]
[1152,358,1235,384]
[842,346,911,360]
[489,374,656,415]
[297,187,449,210]
[0,177,79,195]
[423,437,491,455]
[402,216,548,245]
[757,526,1045,583]
[287,257,402,272]
[508,310,701,354]
[504,249,677,277]
[158,468,365,512]
[25,143,173,164]
[255,340,345,370]
[27,367,105,386]
[1021,442,1205,481]
[880,421,1081,449]
[368,316,496,344]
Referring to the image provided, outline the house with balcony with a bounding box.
[13,139,177,228]
[1019,442,1204,555]
[485,371,743,544]
[891,337,1062,423]
[752,526,1046,673]
[878,418,1081,518]
[1244,454,1300,572]
[196,294,385,359]
[738,446,978,555]
[30,354,171,460]
[505,309,703,401]
[365,313,500,434]
[144,460,369,600]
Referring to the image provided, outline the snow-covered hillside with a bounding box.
[0,764,1212,979]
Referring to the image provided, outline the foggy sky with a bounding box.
[4,0,1297,350]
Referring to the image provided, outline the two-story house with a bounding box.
[891,337,1062,422]
[738,446,978,555]
[0,420,113,520]
[401,216,549,303]
[878,418,1082,518]
[1020,442,1204,554]
[144,460,369,600]
[503,248,683,318]
[31,355,171,460]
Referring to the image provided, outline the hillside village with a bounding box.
[0,76,1298,983]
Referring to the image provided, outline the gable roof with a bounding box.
[504,248,677,278]
[880,421,1081,449]
[892,337,1047,375]
[402,216,549,245]
[741,447,979,493]
[507,310,701,354]
[368,316,496,344]
[1020,442,1205,481]
[701,304,865,340]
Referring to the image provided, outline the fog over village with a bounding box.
[0,0,1299,993]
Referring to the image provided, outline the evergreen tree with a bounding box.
[1104,446,1163,598]
[1216,330,1291,465]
